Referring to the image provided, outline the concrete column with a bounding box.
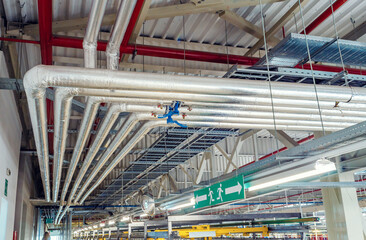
[128,223,131,239]
[322,172,366,240]
[168,221,172,240]
[144,222,148,240]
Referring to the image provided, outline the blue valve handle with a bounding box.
[158,101,187,128]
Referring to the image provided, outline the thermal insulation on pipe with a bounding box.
[71,87,366,111]
[24,65,366,202]
[26,88,50,201]
[83,0,108,68]
[77,117,345,204]
[51,87,366,111]
[66,104,128,206]
[59,98,100,204]
[106,0,137,70]
[52,88,74,202]
[57,205,69,225]
[25,65,366,103]
[54,205,63,224]
[73,113,143,203]
[55,0,107,203]
[72,108,349,204]
[78,120,168,203]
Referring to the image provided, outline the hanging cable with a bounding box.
[298,0,326,137]
[293,12,298,33]
[143,21,145,72]
[182,14,186,75]
[259,0,280,158]
[225,20,230,71]
[329,0,348,86]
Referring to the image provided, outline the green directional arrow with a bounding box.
[194,175,245,208]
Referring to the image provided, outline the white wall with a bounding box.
[0,51,22,240]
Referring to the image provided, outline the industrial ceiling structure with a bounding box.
[2,0,366,239]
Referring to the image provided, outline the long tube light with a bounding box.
[167,197,195,210]
[120,216,130,222]
[247,159,336,192]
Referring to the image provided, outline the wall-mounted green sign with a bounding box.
[4,179,8,197]
[194,175,245,208]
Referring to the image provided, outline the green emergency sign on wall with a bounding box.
[4,179,8,197]
[194,175,245,208]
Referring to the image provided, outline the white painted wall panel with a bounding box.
[0,51,22,240]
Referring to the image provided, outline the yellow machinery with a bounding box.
[153,224,269,239]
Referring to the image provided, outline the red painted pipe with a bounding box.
[52,36,258,66]
[52,35,366,75]
[37,0,54,162]
[121,0,145,47]
[301,0,348,34]
[37,0,53,65]
[0,37,40,45]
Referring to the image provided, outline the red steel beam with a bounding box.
[37,0,53,65]
[121,0,145,47]
[52,35,366,75]
[52,36,261,66]
[37,0,54,165]
[300,0,348,34]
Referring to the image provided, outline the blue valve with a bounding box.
[158,101,187,128]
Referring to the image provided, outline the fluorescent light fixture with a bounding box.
[100,222,105,227]
[140,213,148,218]
[120,216,130,222]
[248,159,336,192]
[93,225,98,229]
[108,220,115,225]
[168,197,195,210]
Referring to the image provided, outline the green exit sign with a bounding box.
[4,179,8,197]
[194,175,245,208]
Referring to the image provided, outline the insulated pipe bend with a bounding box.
[53,88,76,202]
[74,112,143,203]
[79,120,169,204]
[59,97,101,204]
[24,87,50,201]
[106,0,137,70]
[66,104,128,205]
[83,0,108,69]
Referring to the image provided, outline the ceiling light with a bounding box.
[120,216,130,222]
[100,222,105,227]
[93,225,98,229]
[108,220,115,225]
[248,158,336,192]
[168,197,195,210]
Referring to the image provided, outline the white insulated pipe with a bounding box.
[106,0,137,70]
[55,0,108,204]
[66,104,128,206]
[73,113,347,204]
[83,0,108,69]
[24,65,366,103]
[24,65,366,205]
[76,114,345,204]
